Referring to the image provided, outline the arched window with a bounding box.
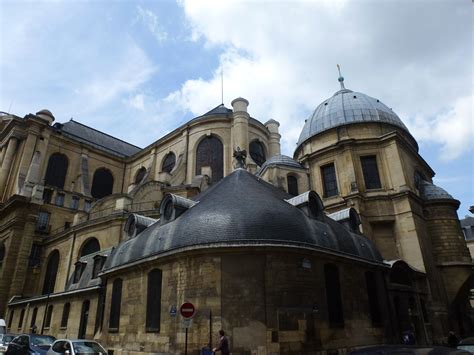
[365,271,382,325]
[195,136,224,183]
[135,167,147,184]
[8,309,14,328]
[42,250,59,294]
[44,305,53,328]
[324,263,344,326]
[18,309,25,328]
[91,168,114,199]
[109,278,122,330]
[61,303,70,328]
[162,152,176,173]
[249,140,266,167]
[44,153,68,189]
[30,307,38,328]
[78,300,89,339]
[287,175,298,196]
[80,238,100,258]
[146,269,162,332]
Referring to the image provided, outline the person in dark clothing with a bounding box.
[447,330,460,348]
[213,329,230,355]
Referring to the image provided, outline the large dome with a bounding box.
[296,81,413,149]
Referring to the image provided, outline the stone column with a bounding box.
[0,137,18,199]
[16,133,39,196]
[231,97,250,153]
[22,150,43,199]
[265,119,281,157]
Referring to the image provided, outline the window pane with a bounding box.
[361,156,381,189]
[135,167,147,183]
[36,212,50,231]
[321,164,338,197]
[287,176,298,196]
[162,153,176,173]
[28,244,42,267]
[91,168,114,199]
[61,303,70,328]
[365,271,382,325]
[18,309,25,328]
[195,136,223,183]
[71,196,80,209]
[55,193,65,207]
[249,141,266,167]
[146,269,162,332]
[324,264,344,326]
[45,305,53,327]
[42,250,59,294]
[109,279,122,330]
[30,307,38,328]
[44,153,68,189]
[43,189,53,204]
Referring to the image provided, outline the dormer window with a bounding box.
[92,255,106,279]
[73,261,86,283]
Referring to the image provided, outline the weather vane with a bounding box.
[337,64,345,89]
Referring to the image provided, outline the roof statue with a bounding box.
[233,147,247,169]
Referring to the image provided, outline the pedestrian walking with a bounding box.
[212,329,230,355]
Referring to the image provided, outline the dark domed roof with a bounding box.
[420,180,455,201]
[296,86,413,149]
[257,155,304,175]
[104,169,383,271]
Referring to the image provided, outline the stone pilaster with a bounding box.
[0,137,18,199]
[16,133,38,195]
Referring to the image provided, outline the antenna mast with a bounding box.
[221,65,224,105]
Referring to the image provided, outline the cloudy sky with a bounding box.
[0,0,472,215]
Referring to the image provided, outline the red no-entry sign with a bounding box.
[180,302,195,319]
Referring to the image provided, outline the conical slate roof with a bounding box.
[104,169,383,271]
[420,180,455,201]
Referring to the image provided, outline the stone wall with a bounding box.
[100,248,390,355]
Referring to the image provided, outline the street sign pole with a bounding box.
[180,302,195,355]
[185,328,188,355]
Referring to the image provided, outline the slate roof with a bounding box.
[104,169,383,272]
[257,155,305,176]
[460,216,474,241]
[201,104,233,117]
[56,119,141,157]
[420,180,455,201]
[66,248,112,291]
[296,87,416,150]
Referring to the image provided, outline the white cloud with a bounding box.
[406,95,473,160]
[167,0,472,158]
[135,6,168,43]
[125,94,146,111]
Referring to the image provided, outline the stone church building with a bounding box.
[0,74,471,354]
